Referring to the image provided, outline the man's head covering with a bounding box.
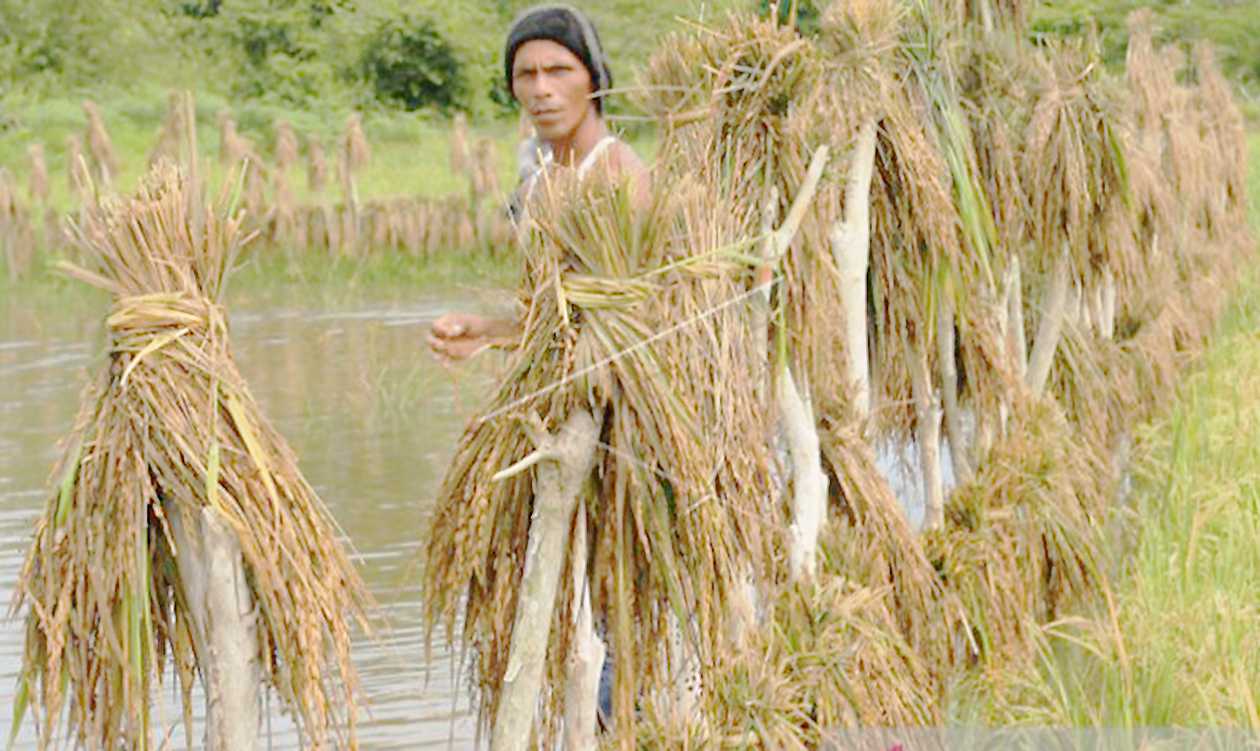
[504,4,612,112]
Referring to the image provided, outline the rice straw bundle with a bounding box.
[817,414,968,670]
[27,143,49,206]
[65,134,88,198]
[425,168,779,742]
[306,134,329,193]
[1190,43,1249,234]
[689,579,938,749]
[340,113,371,175]
[148,91,187,169]
[449,112,471,177]
[273,119,300,173]
[82,100,119,187]
[927,399,1111,667]
[13,161,368,749]
[1022,42,1134,281]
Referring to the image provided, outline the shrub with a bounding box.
[360,16,466,111]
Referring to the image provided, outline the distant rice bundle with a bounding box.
[341,113,371,174]
[273,119,300,172]
[148,91,186,169]
[82,100,119,186]
[14,162,369,749]
[1021,42,1135,288]
[306,135,329,193]
[27,143,49,205]
[1190,43,1249,234]
[424,168,778,742]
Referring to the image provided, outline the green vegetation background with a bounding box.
[1,1,1257,209]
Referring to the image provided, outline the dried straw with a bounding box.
[82,100,119,187]
[27,143,49,206]
[13,160,369,749]
[425,166,778,743]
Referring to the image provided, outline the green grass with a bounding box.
[952,132,1260,729]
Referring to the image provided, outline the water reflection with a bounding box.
[0,288,500,748]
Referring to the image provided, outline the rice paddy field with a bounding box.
[2,2,1260,749]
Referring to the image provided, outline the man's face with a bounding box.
[512,39,595,142]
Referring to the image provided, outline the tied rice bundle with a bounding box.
[424,167,779,741]
[14,162,368,749]
[1022,41,1135,286]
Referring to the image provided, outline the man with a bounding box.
[427,3,648,363]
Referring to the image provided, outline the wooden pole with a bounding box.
[491,409,601,751]
[169,504,260,751]
[1027,254,1072,398]
[830,120,879,419]
[562,502,604,751]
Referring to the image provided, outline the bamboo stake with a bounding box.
[1005,257,1027,380]
[1100,269,1117,339]
[779,368,827,580]
[907,339,944,531]
[562,501,604,751]
[937,297,972,484]
[491,409,600,751]
[169,504,260,751]
[830,120,878,419]
[1027,253,1072,398]
[775,146,830,581]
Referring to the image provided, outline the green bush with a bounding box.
[360,16,466,111]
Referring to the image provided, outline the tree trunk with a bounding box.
[169,504,261,751]
[493,410,601,751]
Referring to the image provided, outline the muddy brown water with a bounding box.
[0,288,504,748]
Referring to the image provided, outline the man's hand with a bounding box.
[427,313,519,364]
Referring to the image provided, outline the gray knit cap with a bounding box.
[504,4,612,112]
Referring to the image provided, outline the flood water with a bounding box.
[0,285,504,749]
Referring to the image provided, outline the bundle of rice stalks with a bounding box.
[82,100,118,187]
[1190,43,1249,235]
[27,143,49,206]
[661,579,937,749]
[148,91,187,169]
[65,134,88,198]
[1024,42,1132,272]
[340,113,371,176]
[1,169,36,281]
[816,413,968,671]
[273,119,300,173]
[926,399,1111,666]
[306,134,329,194]
[425,167,779,742]
[449,112,471,177]
[13,161,369,749]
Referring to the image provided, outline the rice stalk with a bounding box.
[82,100,118,188]
[424,164,779,745]
[13,159,369,749]
[27,143,49,206]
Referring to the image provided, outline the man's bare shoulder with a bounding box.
[607,140,650,206]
